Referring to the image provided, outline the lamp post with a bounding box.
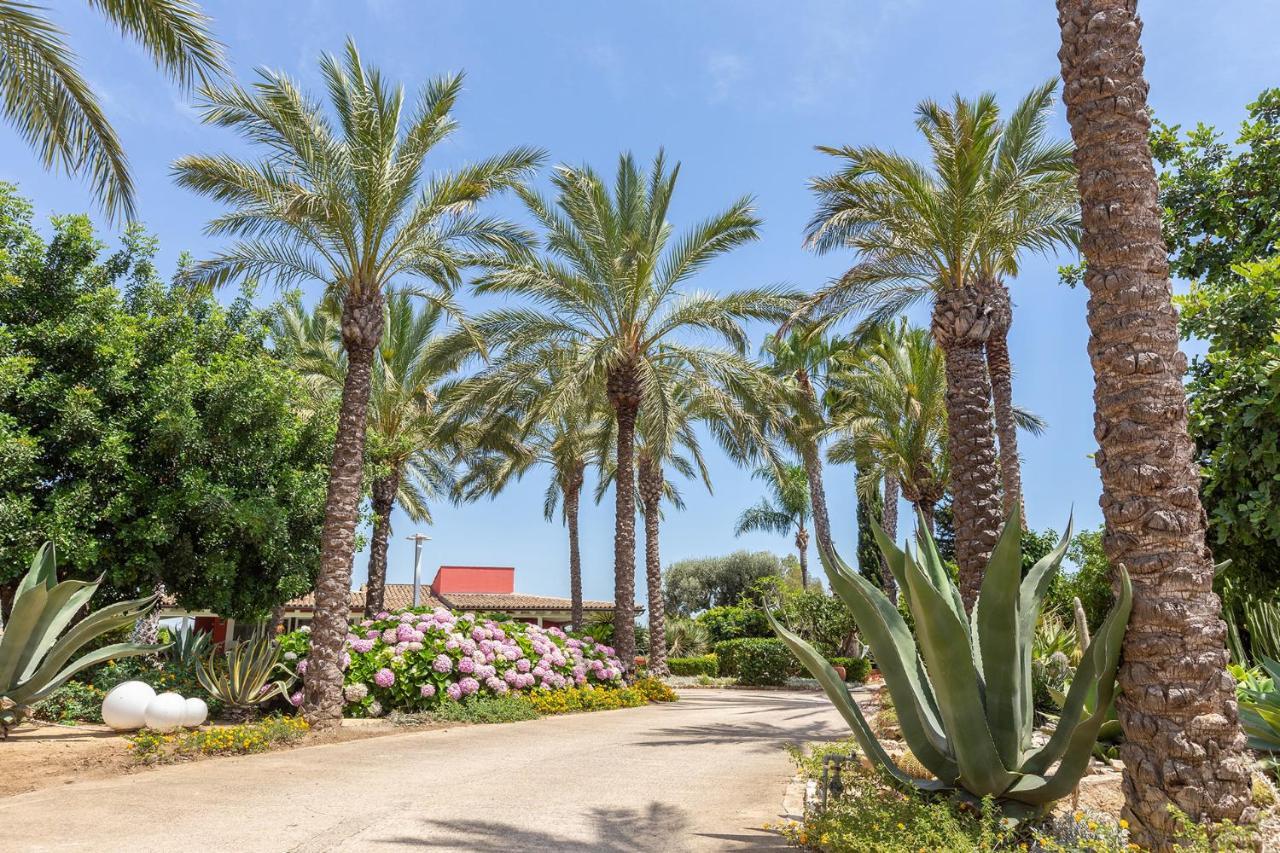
[405,533,432,608]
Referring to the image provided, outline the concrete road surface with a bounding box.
[2,689,851,852]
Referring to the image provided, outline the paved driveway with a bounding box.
[2,689,850,852]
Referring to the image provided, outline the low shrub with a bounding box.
[828,656,871,683]
[31,681,105,724]
[632,676,678,703]
[667,655,719,677]
[714,638,791,686]
[126,715,308,763]
[526,685,648,715]
[429,694,539,724]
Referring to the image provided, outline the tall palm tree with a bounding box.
[1056,1,1252,843]
[174,41,542,727]
[802,85,1074,608]
[275,294,459,617]
[598,354,779,676]
[759,329,847,567]
[468,151,798,674]
[0,0,225,220]
[971,82,1078,521]
[827,322,948,533]
[452,349,607,631]
[734,463,813,587]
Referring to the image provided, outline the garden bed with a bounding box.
[0,718,404,799]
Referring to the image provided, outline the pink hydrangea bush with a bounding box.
[277,608,624,718]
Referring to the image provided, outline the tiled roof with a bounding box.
[381,584,446,611]
[438,592,633,613]
[283,589,367,611]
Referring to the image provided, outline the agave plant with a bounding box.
[0,543,164,735]
[1239,656,1280,756]
[769,508,1132,815]
[195,632,293,715]
[165,627,212,669]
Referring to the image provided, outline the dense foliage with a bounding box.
[1153,91,1280,597]
[0,187,332,618]
[662,551,786,617]
[278,608,625,717]
[713,638,794,686]
[667,655,720,677]
[695,605,771,644]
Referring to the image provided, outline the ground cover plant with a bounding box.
[126,715,309,764]
[278,607,626,717]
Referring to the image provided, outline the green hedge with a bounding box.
[829,656,872,683]
[714,638,792,686]
[668,655,719,677]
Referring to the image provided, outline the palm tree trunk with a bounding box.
[364,467,400,617]
[639,454,667,677]
[932,286,1004,612]
[303,291,384,730]
[607,363,641,678]
[1056,1,1253,844]
[800,440,835,573]
[916,501,936,536]
[795,524,810,589]
[565,465,585,631]
[882,474,899,542]
[985,281,1025,523]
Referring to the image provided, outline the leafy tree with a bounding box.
[0,186,330,620]
[466,150,797,672]
[173,40,541,727]
[0,0,224,220]
[1153,92,1280,598]
[854,484,885,592]
[662,551,784,618]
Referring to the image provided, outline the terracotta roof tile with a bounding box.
[439,592,640,613]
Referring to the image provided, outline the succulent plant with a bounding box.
[195,631,292,713]
[164,626,212,669]
[0,543,164,736]
[768,508,1132,815]
[1239,655,1280,756]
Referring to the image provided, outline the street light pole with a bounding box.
[405,533,432,608]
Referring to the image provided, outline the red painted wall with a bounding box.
[430,566,514,595]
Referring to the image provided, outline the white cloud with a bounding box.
[705,51,747,102]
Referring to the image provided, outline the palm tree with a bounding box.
[972,82,1078,521]
[759,329,847,568]
[0,0,225,220]
[277,294,461,617]
[599,354,779,677]
[174,41,542,727]
[827,322,948,533]
[468,151,798,674]
[734,463,813,587]
[1056,2,1252,843]
[452,349,606,631]
[802,85,1074,608]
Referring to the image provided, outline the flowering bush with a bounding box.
[278,608,625,717]
[127,715,309,763]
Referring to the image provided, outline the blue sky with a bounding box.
[4,2,1277,605]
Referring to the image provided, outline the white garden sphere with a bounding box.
[143,692,187,732]
[101,680,156,731]
[181,697,208,728]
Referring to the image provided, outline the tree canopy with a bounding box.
[662,550,784,617]
[1154,90,1280,597]
[0,185,332,618]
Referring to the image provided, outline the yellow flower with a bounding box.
[1074,811,1085,823]
[896,823,905,830]
[1118,819,1129,829]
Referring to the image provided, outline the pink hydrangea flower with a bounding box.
[289,690,303,706]
[375,611,390,620]
[457,658,475,674]
[459,677,480,696]
[375,668,395,688]
[445,683,462,701]
[420,684,436,698]
[432,654,453,673]
[351,638,375,653]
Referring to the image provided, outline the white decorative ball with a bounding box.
[143,692,188,732]
[101,680,156,731]
[181,697,208,728]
